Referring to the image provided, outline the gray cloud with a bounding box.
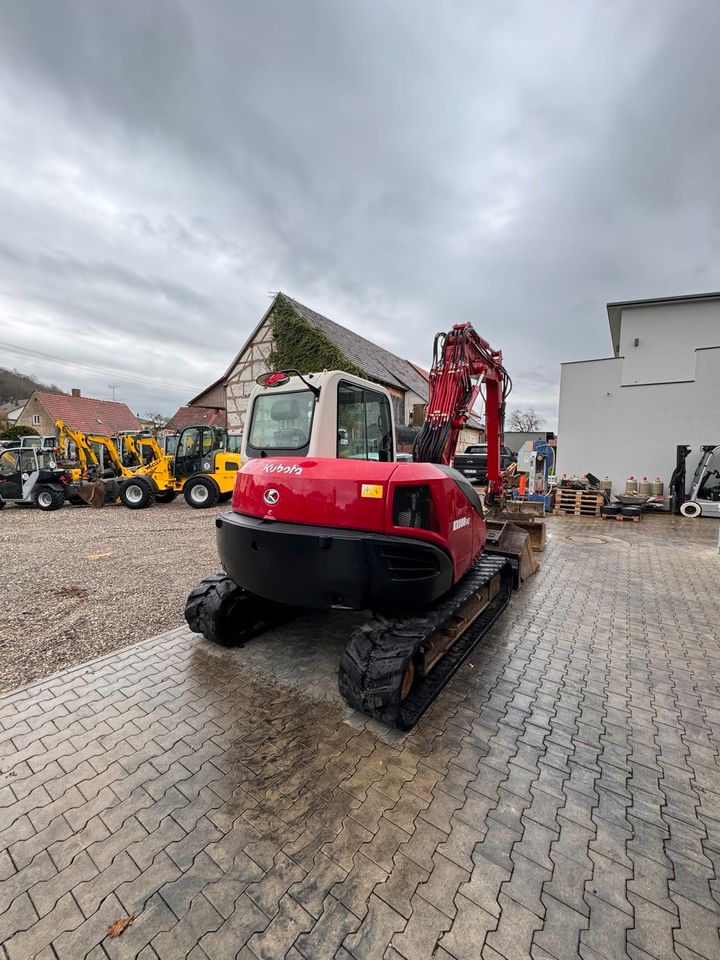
[0,0,719,421]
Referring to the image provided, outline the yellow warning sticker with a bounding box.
[361,484,384,499]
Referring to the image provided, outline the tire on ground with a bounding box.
[679,500,702,518]
[184,476,219,508]
[119,478,156,509]
[600,504,620,516]
[32,486,65,511]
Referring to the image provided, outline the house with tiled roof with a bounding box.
[189,293,484,448]
[168,404,227,430]
[15,389,142,437]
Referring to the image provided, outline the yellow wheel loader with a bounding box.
[55,421,241,509]
[116,425,241,509]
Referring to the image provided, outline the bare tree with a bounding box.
[143,411,170,433]
[508,407,544,432]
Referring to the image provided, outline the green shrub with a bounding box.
[268,295,366,379]
[0,425,40,441]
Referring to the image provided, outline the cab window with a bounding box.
[337,383,393,461]
[0,451,19,475]
[248,391,315,451]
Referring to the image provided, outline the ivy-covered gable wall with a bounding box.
[268,295,367,379]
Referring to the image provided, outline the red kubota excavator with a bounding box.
[185,323,535,729]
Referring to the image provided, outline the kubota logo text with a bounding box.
[262,463,303,475]
[452,517,471,531]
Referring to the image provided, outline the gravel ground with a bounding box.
[0,499,225,693]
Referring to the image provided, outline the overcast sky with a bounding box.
[1,1,719,425]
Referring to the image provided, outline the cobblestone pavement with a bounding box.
[1,515,719,960]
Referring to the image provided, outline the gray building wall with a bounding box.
[557,345,720,493]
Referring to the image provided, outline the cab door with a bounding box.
[174,427,215,479]
[0,450,23,500]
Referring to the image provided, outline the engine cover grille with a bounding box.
[393,485,433,529]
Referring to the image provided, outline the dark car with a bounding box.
[453,444,515,483]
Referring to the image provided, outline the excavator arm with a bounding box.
[413,323,511,497]
[55,420,101,478]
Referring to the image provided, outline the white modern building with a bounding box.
[557,292,720,492]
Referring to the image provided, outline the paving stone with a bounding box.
[4,891,83,960]
[535,893,588,960]
[544,848,592,917]
[151,893,224,960]
[87,813,150,871]
[283,816,338,872]
[585,850,633,916]
[115,851,181,917]
[668,850,716,912]
[384,791,431,835]
[198,893,270,960]
[416,852,468,919]
[400,824,447,873]
[486,892,544,960]
[8,813,73,869]
[203,850,265,918]
[392,895,451,960]
[372,850,429,919]
[580,892,634,960]
[0,850,57,916]
[360,817,411,873]
[295,896,360,960]
[502,851,551,919]
[155,850,224,919]
[330,851,388,919]
[439,894,497,959]
[246,852,306,919]
[104,892,179,960]
[627,895,680,960]
[290,851,348,919]
[52,892,125,960]
[342,893,406,959]
[248,893,313,960]
[0,892,38,946]
[672,894,720,960]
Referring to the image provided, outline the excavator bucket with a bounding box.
[73,478,120,508]
[484,520,538,588]
[74,481,107,508]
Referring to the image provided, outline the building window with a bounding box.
[32,414,41,425]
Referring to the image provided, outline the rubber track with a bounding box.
[185,573,296,647]
[338,555,513,730]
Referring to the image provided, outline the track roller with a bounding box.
[184,573,297,646]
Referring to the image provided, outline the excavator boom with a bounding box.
[413,323,511,498]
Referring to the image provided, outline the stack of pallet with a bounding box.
[554,488,604,517]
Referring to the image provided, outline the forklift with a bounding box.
[679,445,720,518]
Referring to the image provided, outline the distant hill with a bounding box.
[0,368,65,405]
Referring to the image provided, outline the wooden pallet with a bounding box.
[602,513,642,523]
[554,489,604,517]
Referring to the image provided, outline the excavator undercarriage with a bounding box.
[186,553,513,730]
